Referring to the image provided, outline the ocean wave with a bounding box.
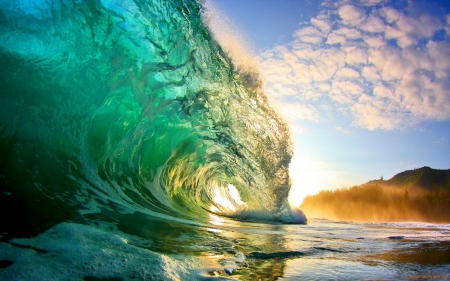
[0,0,305,243]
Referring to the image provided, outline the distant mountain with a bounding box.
[368,166,450,192]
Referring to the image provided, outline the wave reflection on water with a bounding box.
[1,217,449,280]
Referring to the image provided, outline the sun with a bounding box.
[288,152,349,207]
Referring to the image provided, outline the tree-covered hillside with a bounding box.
[301,167,450,222]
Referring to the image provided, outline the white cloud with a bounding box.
[380,7,400,23]
[362,65,381,81]
[327,32,347,45]
[396,15,416,34]
[373,84,394,99]
[316,82,331,92]
[294,26,323,38]
[339,5,366,27]
[397,14,441,38]
[258,0,450,131]
[363,35,385,48]
[351,101,401,130]
[427,41,450,71]
[311,18,331,34]
[361,16,386,33]
[397,36,417,48]
[270,100,319,123]
[297,36,324,45]
[368,47,406,81]
[334,27,362,39]
[333,80,364,96]
[344,47,368,65]
[335,67,360,79]
[335,126,350,133]
[384,26,405,40]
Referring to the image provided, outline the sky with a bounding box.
[205,0,450,206]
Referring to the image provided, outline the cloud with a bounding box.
[311,18,331,34]
[333,27,362,40]
[327,32,347,45]
[335,126,350,134]
[427,41,450,71]
[338,5,366,27]
[294,26,323,37]
[297,36,324,44]
[333,80,364,97]
[361,16,386,33]
[258,0,450,131]
[269,100,320,123]
[384,26,404,40]
[361,65,381,81]
[363,35,385,48]
[334,67,360,79]
[344,47,368,65]
[380,7,400,23]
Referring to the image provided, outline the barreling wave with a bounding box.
[0,0,305,236]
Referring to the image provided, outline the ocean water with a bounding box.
[1,218,449,280]
[0,0,449,280]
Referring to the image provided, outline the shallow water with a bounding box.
[1,217,449,280]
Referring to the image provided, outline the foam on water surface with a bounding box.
[0,223,202,280]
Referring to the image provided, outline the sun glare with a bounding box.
[227,184,244,205]
[288,153,349,207]
[212,184,245,212]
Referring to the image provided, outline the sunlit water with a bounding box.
[2,217,449,280]
[201,217,450,280]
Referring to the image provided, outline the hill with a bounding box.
[300,167,450,223]
[384,166,450,191]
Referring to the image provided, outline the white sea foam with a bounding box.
[365,221,450,231]
[0,223,204,281]
[234,252,246,263]
[232,204,307,224]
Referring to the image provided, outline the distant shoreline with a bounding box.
[301,167,450,223]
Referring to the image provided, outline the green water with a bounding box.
[0,0,302,239]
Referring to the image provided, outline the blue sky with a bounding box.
[205,0,450,206]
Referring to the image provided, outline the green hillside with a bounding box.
[385,166,450,191]
[301,167,450,223]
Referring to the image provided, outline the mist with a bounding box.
[301,183,450,223]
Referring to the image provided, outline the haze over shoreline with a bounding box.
[301,167,450,222]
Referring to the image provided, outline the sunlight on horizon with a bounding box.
[288,152,352,207]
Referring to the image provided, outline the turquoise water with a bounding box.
[0,0,300,230]
[0,0,449,280]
